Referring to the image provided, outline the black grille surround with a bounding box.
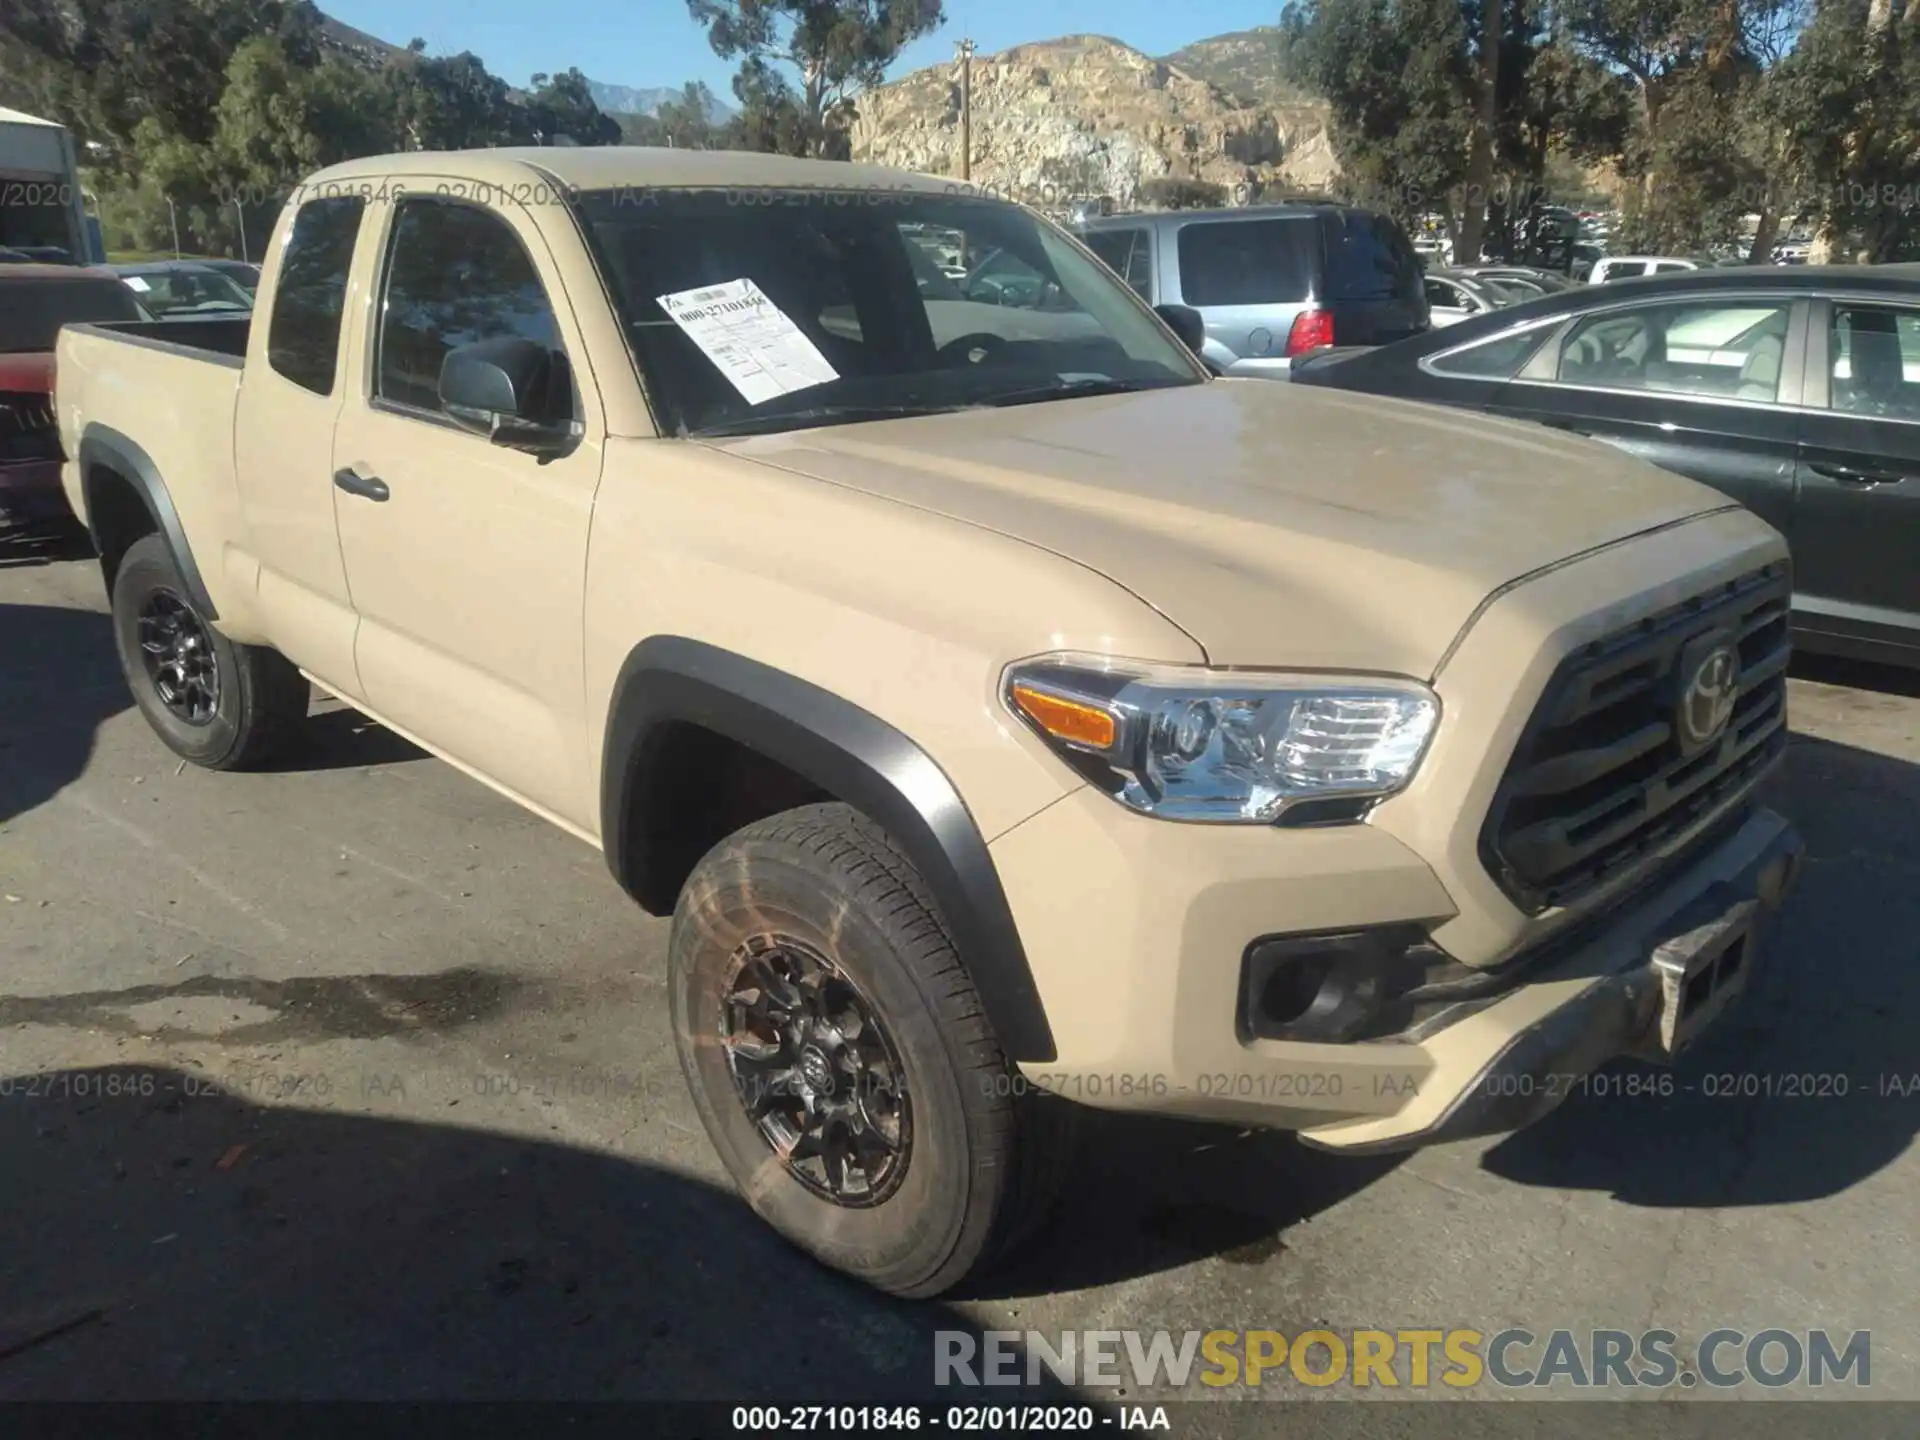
[1480,561,1791,915]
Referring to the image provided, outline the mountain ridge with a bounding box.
[849,32,1336,207]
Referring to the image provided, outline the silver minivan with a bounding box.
[1075,203,1431,376]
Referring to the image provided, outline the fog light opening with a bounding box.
[1258,952,1341,1029]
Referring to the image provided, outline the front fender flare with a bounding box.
[601,636,1057,1063]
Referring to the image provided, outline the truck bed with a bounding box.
[67,316,251,365]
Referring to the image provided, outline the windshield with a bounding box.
[119,266,254,317]
[571,188,1205,437]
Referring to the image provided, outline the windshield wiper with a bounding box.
[691,402,970,439]
[972,376,1195,409]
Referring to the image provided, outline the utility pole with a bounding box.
[954,39,975,183]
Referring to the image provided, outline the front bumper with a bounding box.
[1298,806,1803,1153]
[997,787,1802,1146]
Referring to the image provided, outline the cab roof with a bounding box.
[305,147,960,197]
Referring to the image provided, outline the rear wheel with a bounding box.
[668,802,1071,1297]
[110,533,309,770]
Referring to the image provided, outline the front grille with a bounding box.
[0,391,59,464]
[1480,561,1791,913]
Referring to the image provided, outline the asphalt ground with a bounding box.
[4,538,1919,1434]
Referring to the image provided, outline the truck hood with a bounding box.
[712,379,1733,676]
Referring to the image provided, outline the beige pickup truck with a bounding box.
[57,147,1803,1298]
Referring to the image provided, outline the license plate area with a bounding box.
[1645,900,1758,1060]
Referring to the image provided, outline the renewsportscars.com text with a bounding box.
[935,1327,1871,1390]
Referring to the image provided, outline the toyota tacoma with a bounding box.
[55,148,1803,1297]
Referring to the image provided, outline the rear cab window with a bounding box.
[267,196,366,395]
[1175,218,1315,306]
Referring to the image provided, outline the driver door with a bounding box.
[329,192,605,829]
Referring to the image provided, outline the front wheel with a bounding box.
[110,533,310,771]
[668,802,1071,1297]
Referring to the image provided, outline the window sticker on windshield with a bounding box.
[656,278,839,405]
[122,275,152,293]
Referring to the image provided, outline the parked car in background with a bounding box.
[111,260,254,318]
[1422,267,1524,326]
[1075,202,1429,375]
[1588,255,1701,284]
[199,258,263,294]
[1450,264,1577,299]
[1289,265,1920,668]
[1,263,148,535]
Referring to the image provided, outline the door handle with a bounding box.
[1808,460,1906,487]
[333,467,390,502]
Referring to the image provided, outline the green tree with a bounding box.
[1769,0,1920,260]
[525,68,623,146]
[214,35,396,190]
[1560,0,1800,252]
[1136,177,1232,210]
[1284,0,1476,235]
[386,51,523,151]
[685,0,946,156]
[624,82,728,147]
[0,0,323,150]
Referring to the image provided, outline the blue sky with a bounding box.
[320,0,1284,98]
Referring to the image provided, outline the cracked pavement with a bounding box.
[3,551,1919,1418]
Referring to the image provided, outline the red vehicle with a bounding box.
[1,264,148,536]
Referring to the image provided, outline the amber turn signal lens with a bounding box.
[1010,682,1117,751]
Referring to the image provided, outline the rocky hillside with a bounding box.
[1162,26,1330,134]
[849,33,1338,210]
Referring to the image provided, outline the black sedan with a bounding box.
[1291,265,1920,669]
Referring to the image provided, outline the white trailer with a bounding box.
[0,107,94,263]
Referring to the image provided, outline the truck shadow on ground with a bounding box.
[0,603,130,825]
[967,1115,1403,1300]
[1482,726,1920,1208]
[0,597,427,828]
[0,1064,1091,1403]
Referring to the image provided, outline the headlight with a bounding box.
[1003,654,1439,824]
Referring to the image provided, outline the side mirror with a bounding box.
[1154,303,1207,359]
[440,337,575,451]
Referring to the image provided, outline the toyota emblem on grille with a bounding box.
[1678,645,1740,753]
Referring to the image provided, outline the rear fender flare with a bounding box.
[76,423,217,618]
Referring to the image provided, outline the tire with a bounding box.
[669,802,1072,1298]
[110,533,309,771]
